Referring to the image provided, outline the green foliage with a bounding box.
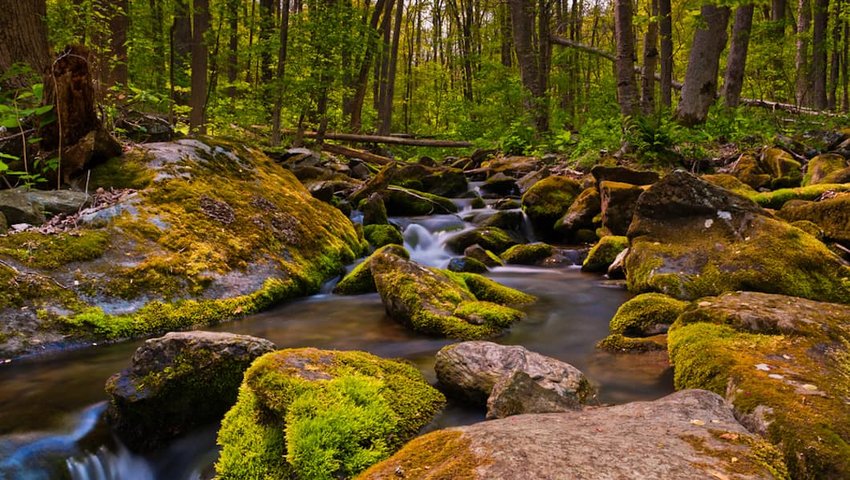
[285,374,398,480]
[624,113,683,164]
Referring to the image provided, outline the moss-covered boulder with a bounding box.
[821,166,850,184]
[445,226,518,255]
[360,193,388,226]
[106,331,276,451]
[730,153,771,189]
[760,147,802,189]
[599,181,644,236]
[383,186,458,216]
[359,390,785,480]
[447,256,489,274]
[609,293,687,336]
[582,235,628,272]
[554,186,601,239]
[803,153,848,185]
[668,291,850,479]
[393,164,468,198]
[702,173,759,197]
[590,165,660,186]
[363,224,403,248]
[0,139,366,358]
[500,242,554,265]
[751,183,850,209]
[371,250,533,339]
[333,244,409,295]
[463,244,503,267]
[778,194,850,246]
[216,348,445,479]
[625,171,850,303]
[521,176,582,237]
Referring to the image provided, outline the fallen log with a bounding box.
[286,130,473,148]
[321,143,393,165]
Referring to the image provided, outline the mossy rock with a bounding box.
[500,242,554,265]
[0,139,365,357]
[447,256,489,274]
[760,147,802,189]
[393,164,468,198]
[668,291,850,479]
[359,193,388,226]
[371,251,532,339]
[363,224,403,248]
[582,236,628,273]
[216,348,446,479]
[599,181,644,236]
[751,183,850,209]
[383,186,458,216]
[521,176,582,237]
[445,226,518,255]
[778,194,850,246]
[333,245,409,295]
[821,166,850,184]
[596,333,667,353]
[554,187,601,238]
[730,153,771,189]
[701,174,758,197]
[803,153,848,186]
[609,292,688,336]
[625,171,850,303]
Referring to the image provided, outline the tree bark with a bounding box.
[0,0,50,80]
[271,0,290,146]
[171,0,192,106]
[378,0,405,135]
[641,0,659,114]
[829,0,841,109]
[796,0,811,105]
[507,0,549,132]
[103,0,129,88]
[189,0,210,134]
[348,0,388,132]
[500,0,513,67]
[659,0,673,107]
[722,4,754,108]
[811,0,830,109]
[675,4,730,126]
[259,0,276,84]
[614,0,638,116]
[227,0,239,98]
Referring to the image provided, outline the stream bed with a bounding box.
[0,212,674,480]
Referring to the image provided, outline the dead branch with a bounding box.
[321,143,393,165]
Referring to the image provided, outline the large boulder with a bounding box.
[24,189,91,216]
[434,341,592,406]
[383,186,458,216]
[599,181,644,236]
[760,147,803,188]
[554,186,601,238]
[371,251,532,339]
[333,244,409,295]
[0,189,44,225]
[105,331,276,451]
[669,291,850,479]
[0,140,365,358]
[216,348,445,479]
[521,176,582,237]
[730,153,771,189]
[485,370,581,419]
[625,171,850,303]
[778,193,850,247]
[597,293,687,354]
[445,226,519,255]
[581,235,628,272]
[590,165,660,186]
[803,153,848,185]
[359,390,786,480]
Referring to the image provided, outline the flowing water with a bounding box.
[0,208,674,480]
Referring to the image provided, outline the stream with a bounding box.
[0,206,674,480]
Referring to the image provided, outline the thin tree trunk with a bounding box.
[270,0,290,146]
[378,0,404,135]
[659,0,672,107]
[150,0,165,90]
[349,0,388,132]
[172,0,192,105]
[227,0,239,99]
[829,0,841,109]
[675,5,730,125]
[104,0,129,87]
[796,0,811,105]
[245,0,257,85]
[189,0,210,134]
[723,4,754,107]
[507,0,549,132]
[811,0,830,109]
[500,0,513,67]
[641,0,659,114]
[259,0,276,84]
[614,0,638,116]
[844,17,849,110]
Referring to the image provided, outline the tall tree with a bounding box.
[0,0,50,79]
[348,0,388,132]
[189,0,210,133]
[226,0,239,98]
[811,0,830,108]
[507,0,550,132]
[271,0,291,145]
[659,0,673,107]
[103,0,129,87]
[796,0,812,105]
[614,0,637,116]
[640,0,659,114]
[675,5,730,125]
[378,0,405,134]
[722,4,755,107]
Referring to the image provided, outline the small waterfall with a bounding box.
[66,445,155,480]
[403,223,461,268]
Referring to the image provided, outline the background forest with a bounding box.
[1,0,850,168]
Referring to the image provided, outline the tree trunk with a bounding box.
[796,0,811,105]
[259,0,276,84]
[171,0,192,106]
[508,0,549,132]
[641,0,659,114]
[722,4,754,108]
[227,0,239,98]
[378,0,405,135]
[189,0,210,134]
[843,17,849,110]
[102,0,129,88]
[500,0,513,67]
[270,0,290,146]
[0,0,50,81]
[659,0,673,107]
[614,0,638,116]
[349,0,388,132]
[829,0,841,109]
[811,0,830,109]
[675,5,730,126]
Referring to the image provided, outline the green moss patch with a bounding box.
[751,183,850,209]
[609,293,687,336]
[363,224,403,248]
[216,348,446,479]
[500,242,554,265]
[582,235,628,273]
[356,430,485,480]
[0,230,110,269]
[334,245,409,295]
[521,176,582,235]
